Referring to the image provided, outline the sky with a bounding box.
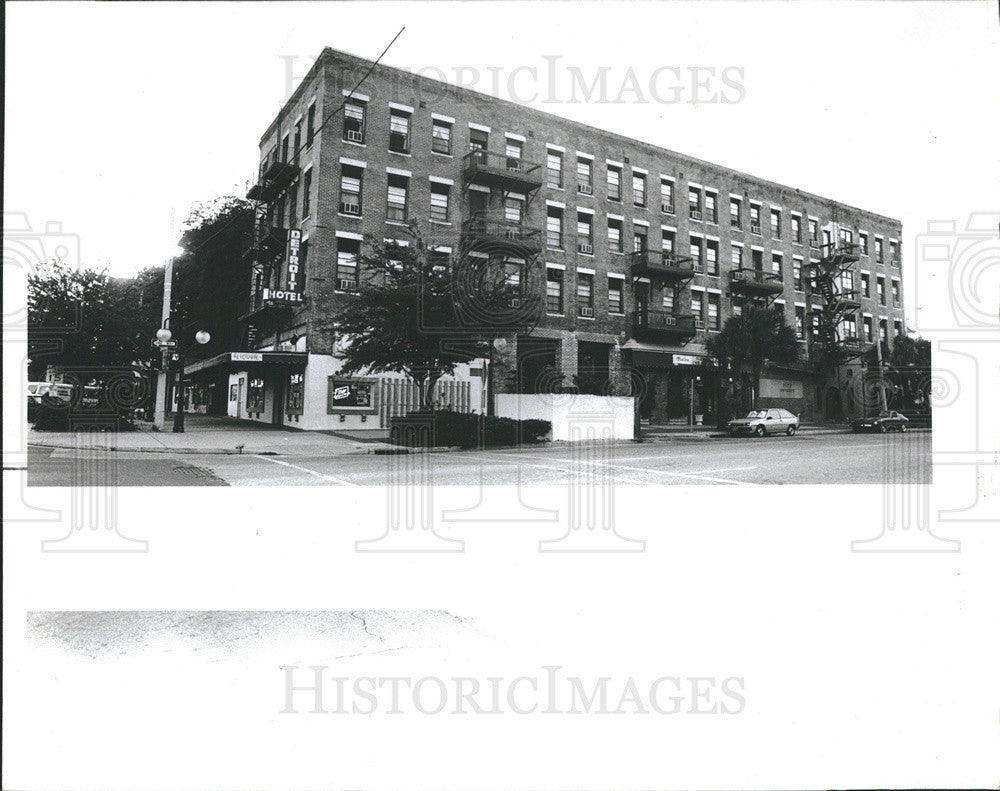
[5,0,999,325]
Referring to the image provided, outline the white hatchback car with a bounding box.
[728,408,799,437]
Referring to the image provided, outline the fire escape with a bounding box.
[458,148,545,318]
[241,145,301,341]
[807,240,869,362]
[628,250,698,345]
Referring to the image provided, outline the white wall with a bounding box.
[494,394,635,441]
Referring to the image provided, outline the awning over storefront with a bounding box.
[184,351,307,377]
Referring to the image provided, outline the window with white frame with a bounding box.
[547,206,563,249]
[339,165,363,216]
[632,172,646,207]
[546,268,563,313]
[343,99,366,143]
[608,277,624,314]
[608,218,623,252]
[547,149,563,189]
[388,110,411,153]
[429,182,450,222]
[336,237,360,289]
[730,197,741,228]
[607,165,622,201]
[386,174,408,222]
[661,179,675,213]
[431,119,452,154]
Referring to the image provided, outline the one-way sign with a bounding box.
[152,338,178,348]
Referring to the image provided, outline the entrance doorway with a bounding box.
[271,376,285,426]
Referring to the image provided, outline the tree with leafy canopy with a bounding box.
[706,306,801,410]
[332,221,539,410]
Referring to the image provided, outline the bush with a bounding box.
[28,397,138,432]
[389,410,551,448]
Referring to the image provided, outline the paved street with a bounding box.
[28,431,931,487]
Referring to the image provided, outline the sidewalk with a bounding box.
[27,414,397,457]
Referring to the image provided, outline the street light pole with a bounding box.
[171,329,211,433]
[152,257,174,430]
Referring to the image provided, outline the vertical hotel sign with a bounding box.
[262,229,304,304]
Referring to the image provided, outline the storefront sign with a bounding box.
[760,378,803,399]
[673,354,700,366]
[231,352,264,362]
[327,377,376,413]
[261,288,303,304]
[285,229,302,293]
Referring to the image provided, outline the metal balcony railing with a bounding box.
[462,150,544,191]
[729,268,784,294]
[462,214,542,251]
[629,249,695,281]
[631,310,697,340]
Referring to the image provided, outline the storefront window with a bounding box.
[246,376,265,413]
[286,372,305,415]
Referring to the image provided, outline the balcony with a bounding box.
[837,337,870,356]
[247,150,300,202]
[820,243,862,267]
[833,290,862,313]
[462,214,542,253]
[628,249,695,282]
[729,268,784,296]
[462,150,544,192]
[241,224,287,263]
[631,311,697,343]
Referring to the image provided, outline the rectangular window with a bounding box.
[750,204,761,234]
[608,277,624,314]
[607,165,621,201]
[386,174,408,222]
[505,138,522,168]
[791,215,801,243]
[306,104,316,145]
[771,252,783,277]
[577,272,594,315]
[689,187,702,220]
[751,249,764,271]
[894,319,902,336]
[662,229,676,253]
[730,198,741,228]
[577,158,593,193]
[864,316,873,341]
[840,270,855,293]
[705,192,717,223]
[691,291,703,321]
[879,319,888,342]
[890,240,899,265]
[842,317,858,339]
[875,237,884,263]
[547,207,563,249]
[469,128,488,152]
[428,250,449,272]
[302,169,312,218]
[877,275,886,305]
[862,273,871,297]
[808,218,818,242]
[336,237,360,290]
[662,287,675,312]
[577,213,593,252]
[859,232,869,255]
[731,244,743,268]
[633,225,647,253]
[388,110,410,153]
[793,259,803,290]
[546,268,563,313]
[706,239,719,275]
[339,166,362,215]
[430,182,450,223]
[632,173,646,207]
[608,218,623,253]
[343,100,366,143]
[770,209,782,238]
[294,122,302,157]
[690,238,703,273]
[547,150,563,188]
[661,179,675,213]
[840,228,853,246]
[708,293,720,329]
[795,306,805,339]
[431,120,452,154]
[504,196,524,224]
[891,280,900,305]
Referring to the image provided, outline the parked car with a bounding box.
[728,408,799,437]
[27,382,52,404]
[852,410,910,433]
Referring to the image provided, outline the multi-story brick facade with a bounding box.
[199,46,906,430]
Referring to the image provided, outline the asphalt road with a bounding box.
[28,431,931,486]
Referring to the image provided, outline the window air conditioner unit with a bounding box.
[338,279,358,291]
[662,202,675,214]
[695,319,707,330]
[578,242,594,254]
[578,184,593,195]
[751,223,761,234]
[579,306,595,318]
[690,209,702,221]
[346,130,364,143]
[340,201,360,215]
[508,297,521,308]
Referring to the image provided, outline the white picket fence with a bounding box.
[377,378,473,427]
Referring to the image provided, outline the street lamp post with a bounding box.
[688,374,701,432]
[485,337,507,417]
[171,329,211,433]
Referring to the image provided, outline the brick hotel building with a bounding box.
[186,47,907,430]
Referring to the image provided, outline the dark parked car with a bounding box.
[728,408,799,437]
[852,410,910,433]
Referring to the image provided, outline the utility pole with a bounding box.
[152,257,174,430]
